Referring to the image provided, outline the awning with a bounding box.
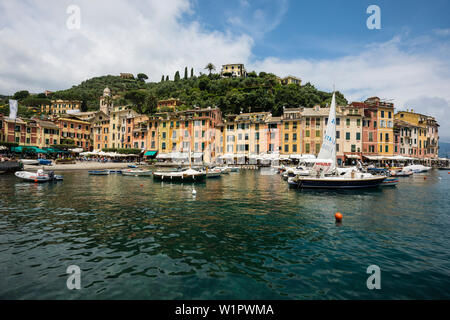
[144,151,157,156]
[345,154,361,159]
[12,146,47,153]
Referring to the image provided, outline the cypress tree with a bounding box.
[161,75,164,82]
[184,67,188,80]
[174,71,180,81]
[191,68,194,78]
[166,75,169,81]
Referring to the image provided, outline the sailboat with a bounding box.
[288,92,386,189]
[153,140,206,182]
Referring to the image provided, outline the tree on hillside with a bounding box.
[184,67,188,80]
[137,73,148,82]
[174,71,181,81]
[191,68,194,78]
[165,75,169,81]
[161,75,165,82]
[13,90,30,100]
[205,63,215,75]
[125,90,147,114]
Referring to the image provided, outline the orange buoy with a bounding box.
[34,179,38,183]
[335,212,343,222]
[424,177,427,180]
[140,184,143,187]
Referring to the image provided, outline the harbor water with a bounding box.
[0,169,449,299]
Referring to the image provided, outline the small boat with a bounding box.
[15,169,63,182]
[20,159,39,165]
[437,167,450,170]
[38,159,52,165]
[108,170,123,174]
[403,164,432,173]
[153,168,206,182]
[0,160,23,173]
[122,169,152,176]
[215,166,231,174]
[206,168,222,178]
[88,170,110,175]
[380,177,399,187]
[128,164,138,168]
[229,166,240,172]
[390,170,413,177]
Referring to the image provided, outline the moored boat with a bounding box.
[38,159,52,165]
[390,170,413,177]
[20,159,39,165]
[122,169,152,176]
[380,177,399,187]
[153,168,206,182]
[288,92,386,190]
[206,168,222,178]
[15,169,63,182]
[88,170,110,175]
[403,164,432,173]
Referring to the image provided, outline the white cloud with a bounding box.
[250,35,450,140]
[0,0,253,94]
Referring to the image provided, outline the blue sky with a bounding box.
[191,0,450,60]
[0,0,449,139]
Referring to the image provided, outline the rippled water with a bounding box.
[0,169,449,299]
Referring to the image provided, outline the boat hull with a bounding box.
[88,170,110,175]
[288,176,386,189]
[153,173,206,182]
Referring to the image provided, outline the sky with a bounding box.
[0,0,449,140]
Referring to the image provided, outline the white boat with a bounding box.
[402,164,432,173]
[153,168,206,182]
[15,169,63,182]
[122,169,152,176]
[229,166,240,172]
[20,159,39,165]
[206,168,222,178]
[289,92,386,189]
[215,166,231,174]
[88,170,110,175]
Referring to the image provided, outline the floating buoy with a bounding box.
[34,179,38,183]
[424,177,427,180]
[335,212,343,222]
[140,184,143,187]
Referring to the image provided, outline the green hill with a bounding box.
[51,72,347,116]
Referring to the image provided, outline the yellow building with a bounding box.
[281,76,301,86]
[395,110,434,159]
[41,99,81,115]
[35,119,60,149]
[221,63,247,77]
[281,108,302,154]
[108,106,138,149]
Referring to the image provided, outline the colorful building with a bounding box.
[55,114,91,151]
[40,99,81,115]
[221,64,247,78]
[365,97,395,156]
[157,98,184,112]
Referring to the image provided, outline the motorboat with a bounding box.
[288,92,386,190]
[88,170,110,175]
[390,169,413,177]
[153,168,206,182]
[0,160,23,173]
[380,177,399,187]
[215,166,231,174]
[402,164,432,173]
[38,159,52,165]
[128,164,138,168]
[20,159,39,165]
[15,169,63,182]
[122,169,152,176]
[229,166,240,172]
[108,170,123,174]
[206,168,222,178]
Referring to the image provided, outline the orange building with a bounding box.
[55,114,91,150]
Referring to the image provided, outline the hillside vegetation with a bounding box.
[3,72,348,117]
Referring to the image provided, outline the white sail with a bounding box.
[9,99,18,120]
[314,92,337,173]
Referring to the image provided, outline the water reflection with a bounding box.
[0,170,449,299]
